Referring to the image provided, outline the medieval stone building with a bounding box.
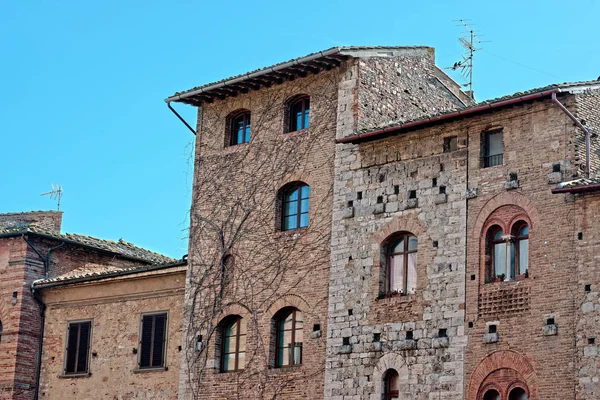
[2,46,600,400]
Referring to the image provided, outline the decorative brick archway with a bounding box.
[468,350,537,400]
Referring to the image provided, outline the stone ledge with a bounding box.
[483,332,499,344]
[542,324,558,336]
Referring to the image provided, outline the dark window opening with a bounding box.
[433,240,439,248]
[439,186,446,194]
[546,318,555,326]
[578,232,583,240]
[488,325,497,334]
[483,389,501,400]
[552,163,561,172]
[289,97,310,132]
[275,308,303,367]
[393,185,400,195]
[443,136,458,153]
[313,324,321,332]
[383,369,400,400]
[64,321,92,375]
[342,337,350,346]
[379,175,385,183]
[589,338,595,345]
[471,274,476,281]
[409,190,417,199]
[373,333,381,342]
[483,130,503,167]
[406,330,413,340]
[280,183,310,231]
[230,111,251,146]
[357,191,363,200]
[377,196,384,204]
[585,284,592,292]
[347,200,353,207]
[438,328,447,338]
[432,178,437,187]
[139,313,167,369]
[468,321,474,328]
[348,309,353,316]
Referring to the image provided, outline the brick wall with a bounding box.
[180,67,340,399]
[464,99,581,400]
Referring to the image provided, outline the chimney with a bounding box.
[0,211,63,233]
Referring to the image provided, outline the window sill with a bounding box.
[270,364,302,371]
[59,372,91,379]
[284,128,309,137]
[133,366,168,374]
[376,292,415,301]
[487,276,528,284]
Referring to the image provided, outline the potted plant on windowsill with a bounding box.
[493,274,505,283]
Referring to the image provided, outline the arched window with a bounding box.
[385,233,418,295]
[509,387,528,400]
[483,389,500,400]
[486,221,530,282]
[220,316,246,372]
[274,308,303,367]
[280,183,310,230]
[383,369,400,400]
[288,96,310,132]
[513,222,529,277]
[229,110,251,146]
[488,226,506,281]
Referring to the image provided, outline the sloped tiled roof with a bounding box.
[165,46,434,105]
[356,80,600,134]
[556,177,600,188]
[32,259,187,288]
[0,224,176,265]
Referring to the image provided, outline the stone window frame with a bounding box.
[217,315,247,373]
[482,213,532,284]
[225,109,252,147]
[284,94,310,133]
[62,319,93,377]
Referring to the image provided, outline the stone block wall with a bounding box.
[575,89,600,177]
[325,124,469,399]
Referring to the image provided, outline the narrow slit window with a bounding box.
[64,321,92,375]
[138,313,167,369]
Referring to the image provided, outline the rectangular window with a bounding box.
[64,320,92,375]
[483,130,503,167]
[139,313,168,369]
[443,136,458,153]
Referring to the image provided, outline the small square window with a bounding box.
[406,331,413,340]
[409,190,417,199]
[488,325,497,334]
[443,136,458,153]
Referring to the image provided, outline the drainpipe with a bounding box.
[551,92,591,178]
[22,236,65,400]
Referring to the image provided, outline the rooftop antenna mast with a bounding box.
[448,19,486,100]
[41,183,64,211]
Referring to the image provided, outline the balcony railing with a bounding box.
[484,153,503,168]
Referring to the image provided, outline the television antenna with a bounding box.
[447,19,488,100]
[41,183,64,210]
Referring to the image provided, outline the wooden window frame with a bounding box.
[385,233,418,295]
[488,226,505,282]
[281,183,310,231]
[512,222,529,278]
[230,111,251,146]
[275,308,302,367]
[220,316,246,373]
[137,312,168,370]
[63,319,92,376]
[288,96,310,132]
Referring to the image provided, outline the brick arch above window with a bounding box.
[265,294,313,321]
[467,350,537,400]
[473,192,539,239]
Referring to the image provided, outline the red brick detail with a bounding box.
[472,192,539,238]
[372,215,426,257]
[265,294,313,320]
[467,350,537,400]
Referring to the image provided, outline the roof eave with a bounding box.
[551,183,600,194]
[33,260,188,290]
[165,47,345,105]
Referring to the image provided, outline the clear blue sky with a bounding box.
[1,0,598,258]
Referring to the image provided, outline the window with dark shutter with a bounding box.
[64,321,92,375]
[139,313,167,369]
